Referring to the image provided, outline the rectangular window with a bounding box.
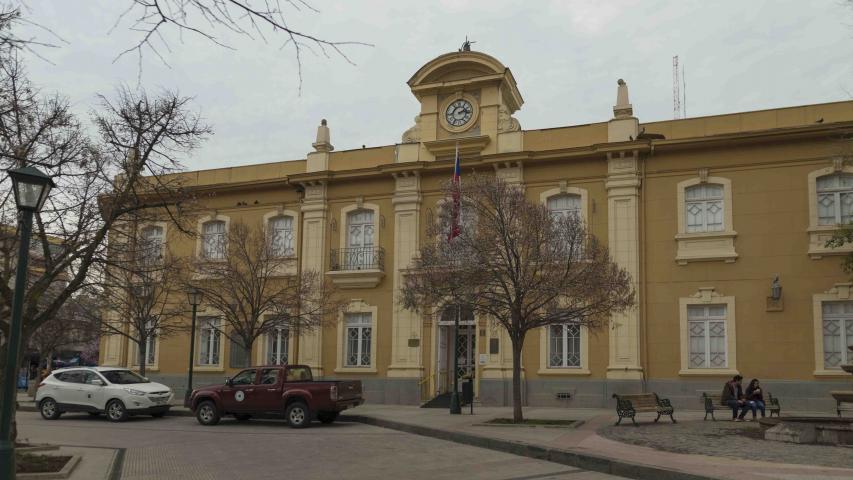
[269,216,294,257]
[198,317,221,366]
[548,323,581,368]
[140,226,164,266]
[344,312,372,367]
[817,174,853,225]
[267,327,289,365]
[685,184,724,233]
[202,221,226,260]
[822,301,853,368]
[687,305,727,369]
[144,318,156,365]
[229,338,250,368]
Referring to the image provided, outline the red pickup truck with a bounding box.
[188,365,363,428]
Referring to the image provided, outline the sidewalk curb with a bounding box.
[18,404,194,417]
[344,414,720,480]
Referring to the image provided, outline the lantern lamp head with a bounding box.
[8,166,55,213]
[186,287,203,306]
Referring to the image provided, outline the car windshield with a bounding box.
[100,370,149,385]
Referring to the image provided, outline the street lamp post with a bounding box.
[1,166,55,480]
[449,304,462,414]
[184,288,203,407]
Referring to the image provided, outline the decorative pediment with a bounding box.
[689,287,725,303]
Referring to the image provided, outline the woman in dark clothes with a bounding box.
[745,378,766,419]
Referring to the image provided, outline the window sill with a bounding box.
[807,226,853,259]
[675,230,738,265]
[679,368,739,376]
[326,269,385,289]
[334,367,378,374]
[193,365,225,373]
[813,369,853,377]
[537,367,590,376]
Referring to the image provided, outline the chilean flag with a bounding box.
[448,143,461,242]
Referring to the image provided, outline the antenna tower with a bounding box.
[673,55,681,119]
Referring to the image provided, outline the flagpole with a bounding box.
[449,142,462,415]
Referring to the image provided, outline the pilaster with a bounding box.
[605,150,643,380]
[299,181,327,375]
[387,171,424,378]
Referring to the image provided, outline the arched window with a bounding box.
[816,174,853,225]
[547,194,581,220]
[347,210,374,248]
[685,184,724,233]
[201,220,226,260]
[268,215,294,257]
[139,225,164,265]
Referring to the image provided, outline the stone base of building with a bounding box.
[480,378,852,412]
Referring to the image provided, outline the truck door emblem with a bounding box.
[235,391,245,402]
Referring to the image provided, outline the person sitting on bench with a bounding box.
[745,378,766,419]
[721,375,748,421]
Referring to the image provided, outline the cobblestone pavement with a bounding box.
[16,411,627,480]
[598,419,853,469]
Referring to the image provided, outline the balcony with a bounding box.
[326,246,385,289]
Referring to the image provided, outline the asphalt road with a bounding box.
[16,411,627,480]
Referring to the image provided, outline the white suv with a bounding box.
[36,367,173,422]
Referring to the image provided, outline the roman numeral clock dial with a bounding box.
[445,99,473,128]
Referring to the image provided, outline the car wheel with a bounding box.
[317,411,338,424]
[286,401,310,429]
[151,412,166,418]
[234,414,251,422]
[196,400,220,426]
[106,399,129,422]
[39,398,61,420]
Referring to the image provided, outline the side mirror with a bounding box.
[92,379,105,386]
[224,377,233,387]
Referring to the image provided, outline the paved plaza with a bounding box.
[15,411,627,480]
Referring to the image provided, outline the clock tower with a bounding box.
[398,49,524,163]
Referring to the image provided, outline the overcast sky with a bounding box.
[17,0,853,171]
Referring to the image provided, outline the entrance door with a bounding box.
[454,325,476,392]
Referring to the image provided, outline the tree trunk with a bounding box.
[138,340,147,377]
[511,336,524,423]
[292,324,300,365]
[244,339,254,367]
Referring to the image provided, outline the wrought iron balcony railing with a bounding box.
[330,246,385,271]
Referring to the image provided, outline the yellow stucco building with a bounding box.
[100,50,853,410]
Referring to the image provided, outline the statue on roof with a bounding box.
[458,37,475,52]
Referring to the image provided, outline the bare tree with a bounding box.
[0,30,209,451]
[187,220,340,367]
[27,296,99,380]
[401,175,635,422]
[112,1,371,87]
[81,241,187,377]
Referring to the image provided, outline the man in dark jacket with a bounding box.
[721,375,747,421]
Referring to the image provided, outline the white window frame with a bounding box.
[812,283,853,376]
[198,316,222,367]
[808,166,853,259]
[195,214,230,261]
[816,173,853,226]
[335,300,378,373]
[820,301,853,369]
[548,323,581,368]
[678,287,738,376]
[344,312,372,368]
[127,317,159,371]
[684,184,724,233]
[338,203,380,271]
[268,215,295,257]
[675,176,737,265]
[139,224,165,266]
[686,304,728,369]
[266,326,290,366]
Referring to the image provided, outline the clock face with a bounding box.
[445,99,474,128]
